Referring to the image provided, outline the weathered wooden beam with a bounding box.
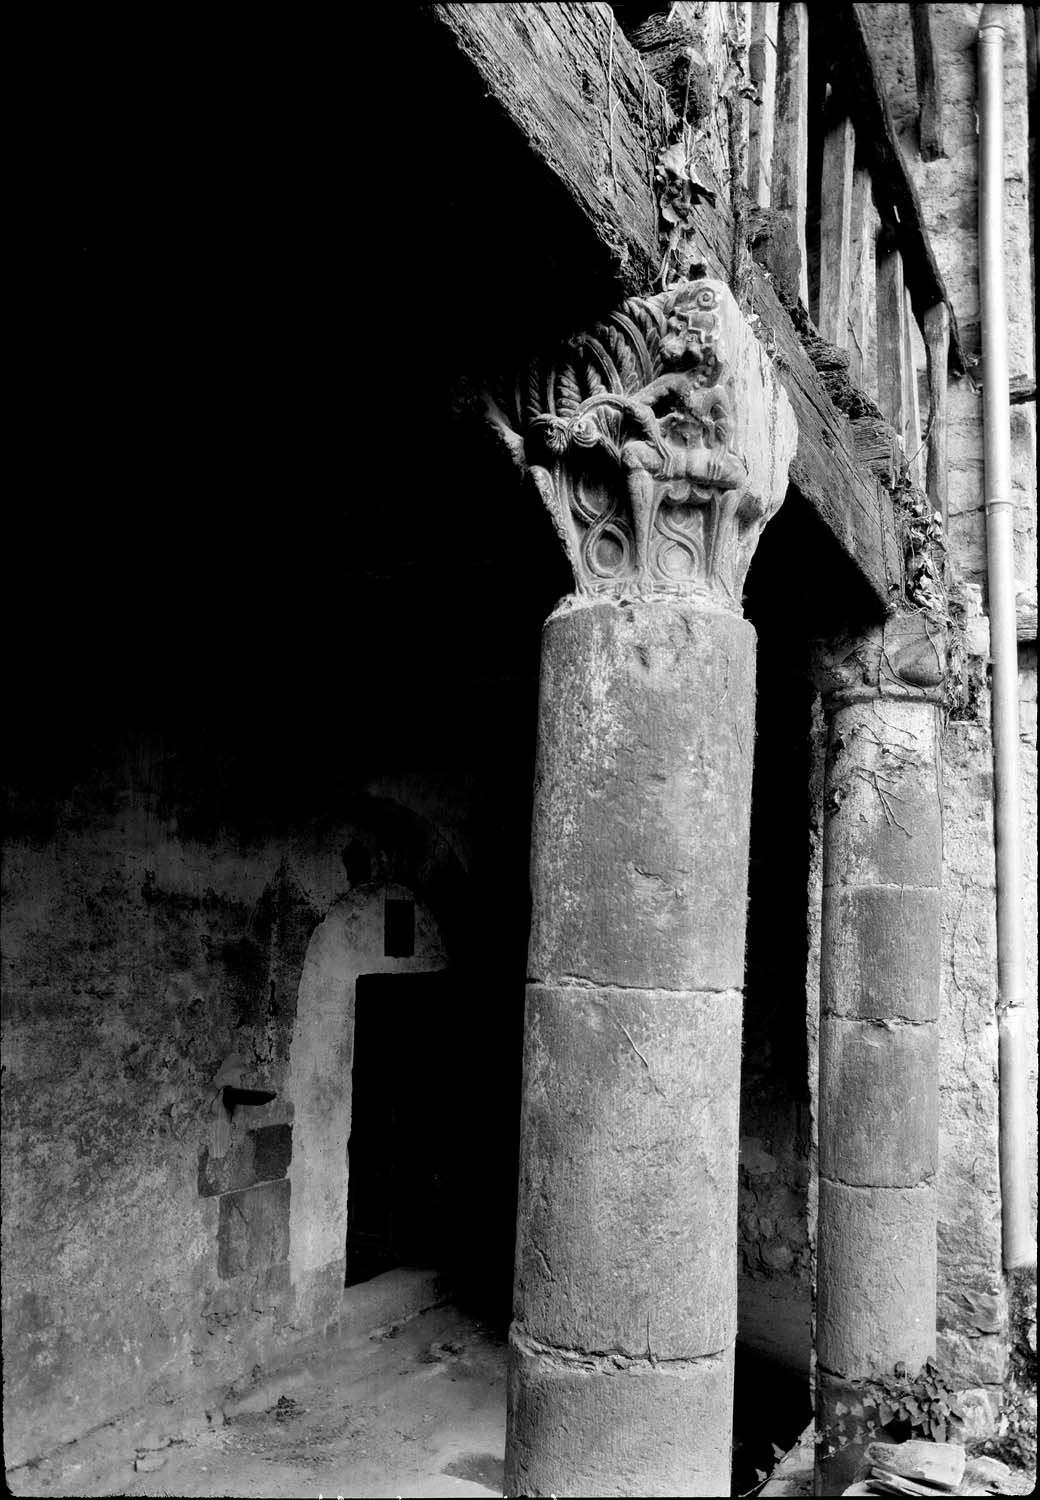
[429,2,732,290]
[910,3,944,163]
[747,2,779,207]
[923,301,949,525]
[850,412,901,488]
[624,3,707,123]
[846,166,877,391]
[771,1,810,306]
[623,2,747,203]
[817,2,965,374]
[730,3,754,200]
[876,241,908,443]
[431,1,901,607]
[903,288,924,486]
[819,115,857,348]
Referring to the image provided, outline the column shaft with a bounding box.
[815,690,942,1494]
[506,599,755,1498]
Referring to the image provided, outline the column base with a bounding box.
[814,1370,878,1495]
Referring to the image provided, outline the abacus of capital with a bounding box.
[488,278,796,1497]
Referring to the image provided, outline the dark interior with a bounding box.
[347,970,455,1287]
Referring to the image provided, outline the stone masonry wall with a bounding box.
[861,1,1038,1432]
[2,758,308,1469]
[0,740,474,1474]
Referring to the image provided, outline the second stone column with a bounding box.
[814,616,947,1494]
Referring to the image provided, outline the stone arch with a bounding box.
[284,792,473,957]
[286,882,448,1326]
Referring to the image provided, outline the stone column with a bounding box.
[814,615,947,1494]
[488,280,796,1497]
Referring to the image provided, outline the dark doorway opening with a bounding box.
[346,970,456,1287]
[730,616,815,1494]
[732,494,851,1494]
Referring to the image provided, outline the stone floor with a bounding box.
[42,1289,1039,1498]
[129,1304,506,1500]
[8,1293,823,1499]
[11,1303,507,1500]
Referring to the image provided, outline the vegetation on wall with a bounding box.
[860,1358,965,1445]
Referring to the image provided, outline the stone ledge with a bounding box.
[222,1268,449,1421]
[335,1266,448,1345]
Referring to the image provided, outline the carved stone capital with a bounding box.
[487,279,796,611]
[815,613,951,707]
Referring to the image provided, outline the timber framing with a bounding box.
[822,3,966,374]
[430,2,901,607]
[430,3,673,296]
[910,2,944,164]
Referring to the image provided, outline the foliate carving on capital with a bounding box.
[486,279,791,610]
[815,614,951,706]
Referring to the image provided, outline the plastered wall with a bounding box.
[1,742,471,1470]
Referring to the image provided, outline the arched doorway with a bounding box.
[286,882,449,1322]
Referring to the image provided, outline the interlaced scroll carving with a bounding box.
[487,278,787,610]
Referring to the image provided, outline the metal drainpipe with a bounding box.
[977,3,1036,1272]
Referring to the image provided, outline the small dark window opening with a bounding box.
[384,897,415,957]
[342,841,372,884]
